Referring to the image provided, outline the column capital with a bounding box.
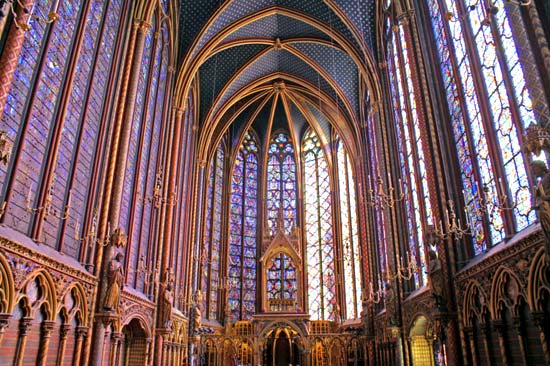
[60,323,72,340]
[20,317,33,336]
[76,325,89,339]
[133,19,152,34]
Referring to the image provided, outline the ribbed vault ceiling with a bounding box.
[176,0,378,158]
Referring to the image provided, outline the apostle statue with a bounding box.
[160,283,174,328]
[103,252,124,311]
[531,160,550,257]
[192,290,203,333]
[427,248,446,310]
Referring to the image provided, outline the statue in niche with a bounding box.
[160,283,173,328]
[427,248,446,310]
[384,281,397,326]
[333,304,341,327]
[103,252,124,311]
[192,290,203,333]
[531,160,550,256]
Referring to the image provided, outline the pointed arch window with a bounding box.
[336,139,361,320]
[387,23,430,288]
[303,129,336,321]
[266,132,297,235]
[425,0,546,254]
[202,143,225,320]
[228,131,258,321]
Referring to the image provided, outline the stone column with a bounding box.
[56,323,72,365]
[110,332,123,366]
[493,320,509,366]
[146,337,153,366]
[15,317,33,366]
[0,0,34,121]
[465,327,478,366]
[479,322,493,366]
[533,313,550,365]
[513,317,528,365]
[89,316,113,366]
[0,313,10,345]
[73,326,88,366]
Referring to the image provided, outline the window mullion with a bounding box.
[456,0,517,237]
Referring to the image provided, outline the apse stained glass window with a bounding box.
[266,253,297,303]
[336,140,361,320]
[303,130,336,321]
[387,24,428,288]
[426,0,541,253]
[228,132,258,321]
[267,132,297,235]
[202,144,225,320]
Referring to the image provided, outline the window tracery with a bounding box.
[303,129,336,321]
[228,131,258,321]
[267,132,297,236]
[387,22,429,287]
[336,139,361,320]
[426,0,545,254]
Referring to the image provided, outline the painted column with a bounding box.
[36,320,55,366]
[56,323,72,365]
[0,313,10,345]
[14,317,32,366]
[533,313,550,365]
[73,326,88,366]
[493,321,509,366]
[0,0,34,121]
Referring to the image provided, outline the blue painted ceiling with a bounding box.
[178,0,376,133]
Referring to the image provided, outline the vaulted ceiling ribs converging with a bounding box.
[177,0,378,155]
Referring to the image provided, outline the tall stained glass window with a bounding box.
[336,139,361,320]
[303,130,336,321]
[387,23,430,288]
[0,0,124,257]
[425,0,544,254]
[266,132,297,235]
[228,132,258,321]
[202,143,225,320]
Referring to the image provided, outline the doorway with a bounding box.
[264,327,301,366]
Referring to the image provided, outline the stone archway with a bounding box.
[263,326,301,366]
[120,318,149,366]
[409,316,435,366]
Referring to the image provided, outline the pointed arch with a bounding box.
[303,128,336,321]
[0,252,14,314]
[227,130,259,321]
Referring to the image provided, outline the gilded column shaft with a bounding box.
[0,0,34,122]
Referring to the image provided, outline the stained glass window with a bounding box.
[336,139,361,320]
[202,143,225,320]
[426,0,543,254]
[0,0,123,255]
[228,132,258,321]
[60,0,124,257]
[266,253,297,302]
[266,132,297,235]
[303,130,336,321]
[387,23,429,288]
